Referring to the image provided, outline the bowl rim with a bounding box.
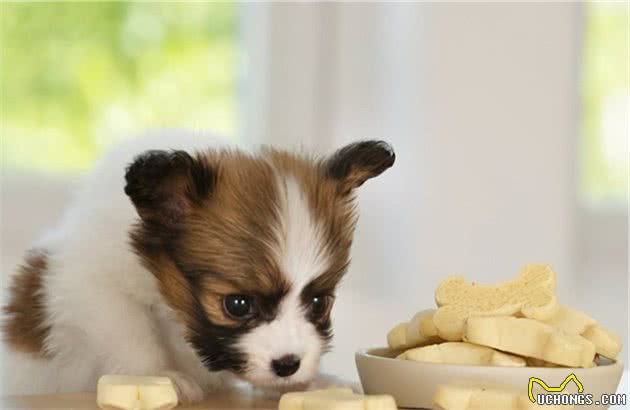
[355,347,624,373]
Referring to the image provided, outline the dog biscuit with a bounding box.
[397,342,526,367]
[279,388,396,410]
[388,319,442,350]
[543,305,621,359]
[433,384,573,410]
[464,316,596,368]
[543,305,596,335]
[407,309,441,341]
[279,388,353,407]
[387,322,411,349]
[97,375,178,410]
[582,324,622,359]
[433,264,559,340]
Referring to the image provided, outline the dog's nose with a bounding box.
[271,354,301,377]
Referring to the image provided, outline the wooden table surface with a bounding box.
[1,390,279,410]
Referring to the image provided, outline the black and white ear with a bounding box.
[325,140,395,194]
[124,150,214,226]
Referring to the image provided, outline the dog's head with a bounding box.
[124,141,394,388]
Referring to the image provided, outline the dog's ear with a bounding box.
[325,140,395,194]
[124,150,214,226]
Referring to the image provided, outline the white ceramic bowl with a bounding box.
[356,347,624,410]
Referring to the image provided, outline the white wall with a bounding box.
[243,2,627,381]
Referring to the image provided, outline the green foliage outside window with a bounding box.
[581,2,628,203]
[0,2,627,205]
[1,2,237,173]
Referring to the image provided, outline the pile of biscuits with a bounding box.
[387,264,622,369]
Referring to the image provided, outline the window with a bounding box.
[0,2,238,174]
[581,2,628,206]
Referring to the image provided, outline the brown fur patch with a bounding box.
[143,253,197,326]
[130,150,292,330]
[174,150,291,293]
[130,148,359,330]
[2,250,51,357]
[198,279,242,327]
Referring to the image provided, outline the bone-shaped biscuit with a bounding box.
[463,316,596,368]
[407,308,441,342]
[542,304,596,335]
[97,375,178,410]
[433,264,559,340]
[543,305,621,359]
[279,388,397,410]
[387,317,442,350]
[582,324,622,359]
[397,342,526,367]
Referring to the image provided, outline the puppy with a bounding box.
[1,131,394,402]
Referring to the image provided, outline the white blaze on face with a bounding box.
[276,176,329,287]
[237,176,331,386]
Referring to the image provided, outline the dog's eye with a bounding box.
[308,295,333,321]
[223,295,254,319]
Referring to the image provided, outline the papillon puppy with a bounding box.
[1,131,394,402]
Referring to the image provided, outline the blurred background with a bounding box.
[1,2,627,385]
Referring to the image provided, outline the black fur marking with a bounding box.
[172,254,291,373]
[124,149,215,226]
[326,140,395,193]
[299,280,336,345]
[187,295,248,372]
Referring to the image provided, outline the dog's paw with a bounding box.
[306,373,361,393]
[158,370,205,403]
